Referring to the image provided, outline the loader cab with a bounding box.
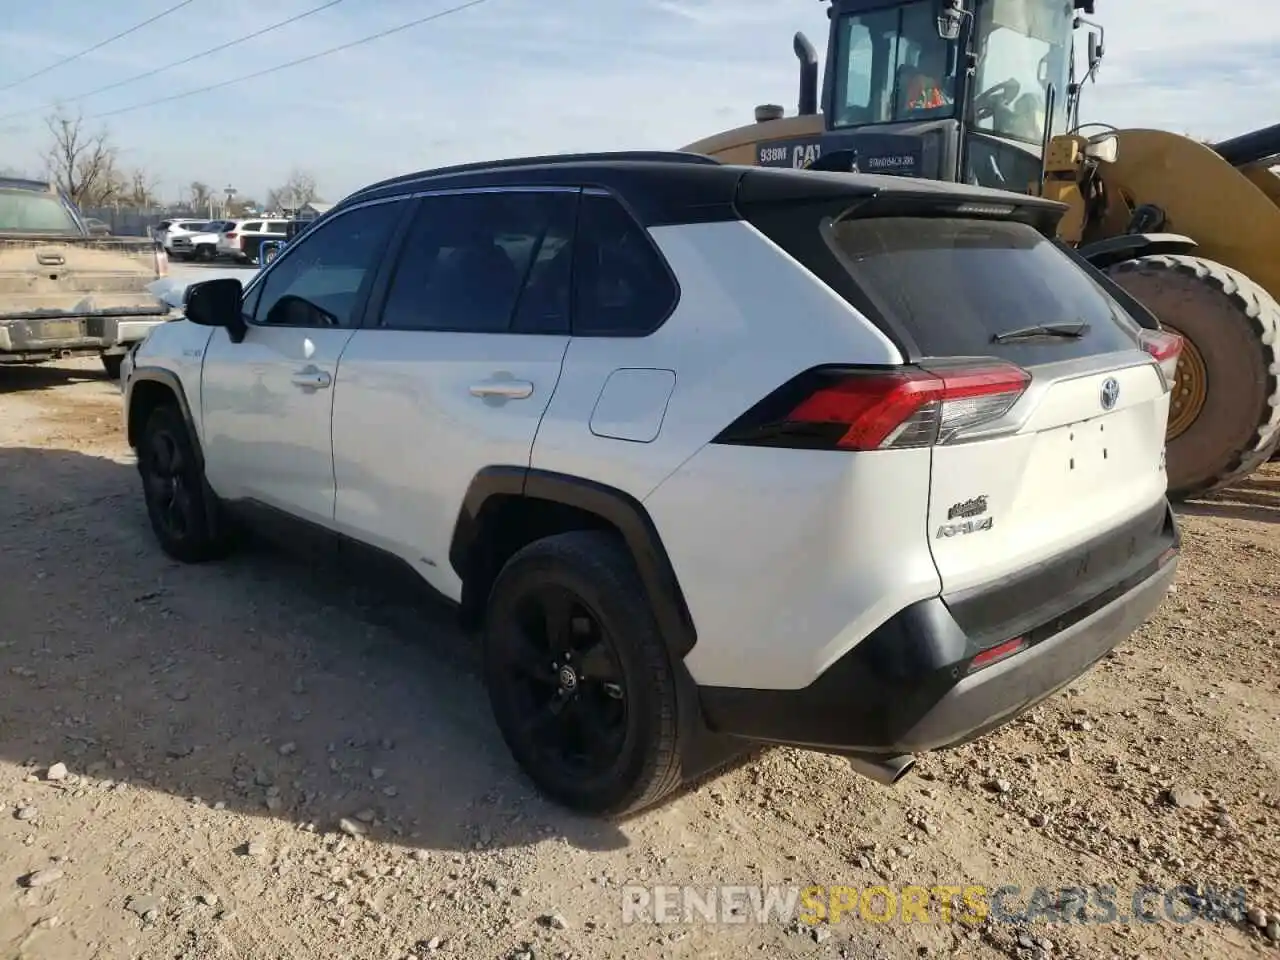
[820,0,1074,190]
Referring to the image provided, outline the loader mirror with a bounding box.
[1087,31,1102,71]
[936,0,964,40]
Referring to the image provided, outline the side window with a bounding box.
[571,194,677,337]
[267,220,289,234]
[251,200,402,329]
[243,221,263,232]
[378,190,576,334]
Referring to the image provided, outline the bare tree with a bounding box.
[267,169,320,213]
[189,180,214,215]
[128,169,160,208]
[43,108,123,208]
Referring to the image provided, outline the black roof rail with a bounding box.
[347,150,721,200]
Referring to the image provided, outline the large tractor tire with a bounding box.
[1105,254,1280,500]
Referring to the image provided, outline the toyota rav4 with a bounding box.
[121,151,1181,816]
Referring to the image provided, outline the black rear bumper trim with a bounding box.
[696,501,1179,754]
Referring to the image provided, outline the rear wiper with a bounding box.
[991,320,1089,343]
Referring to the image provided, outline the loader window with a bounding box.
[971,0,1072,144]
[832,1,956,128]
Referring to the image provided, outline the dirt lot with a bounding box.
[1,357,1277,960]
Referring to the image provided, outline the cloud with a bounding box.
[0,0,1275,199]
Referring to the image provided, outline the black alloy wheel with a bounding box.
[493,582,629,779]
[483,531,685,817]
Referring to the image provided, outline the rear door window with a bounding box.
[824,216,1141,364]
[377,190,577,334]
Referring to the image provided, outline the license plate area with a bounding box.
[37,320,84,341]
[1045,415,1128,482]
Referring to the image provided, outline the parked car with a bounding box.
[120,152,1181,816]
[0,177,174,379]
[222,217,292,264]
[170,220,233,261]
[84,216,111,236]
[156,219,213,254]
[215,219,250,259]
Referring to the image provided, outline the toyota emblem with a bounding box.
[1100,377,1120,411]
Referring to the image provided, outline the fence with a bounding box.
[79,206,168,238]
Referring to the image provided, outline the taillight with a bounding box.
[226,231,237,239]
[1139,329,1183,391]
[714,360,1031,452]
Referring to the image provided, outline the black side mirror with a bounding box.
[936,0,964,40]
[1087,31,1102,72]
[185,277,247,343]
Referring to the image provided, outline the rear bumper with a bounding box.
[696,502,1179,756]
[0,313,170,358]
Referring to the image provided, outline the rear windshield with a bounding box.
[0,189,81,234]
[824,217,1140,364]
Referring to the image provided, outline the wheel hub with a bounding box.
[1165,324,1208,441]
[557,664,579,693]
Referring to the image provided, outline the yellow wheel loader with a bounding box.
[683,0,1280,499]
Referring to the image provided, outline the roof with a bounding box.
[337,150,1064,229]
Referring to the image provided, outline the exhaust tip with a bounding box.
[847,754,916,786]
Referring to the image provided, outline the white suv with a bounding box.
[120,152,1182,816]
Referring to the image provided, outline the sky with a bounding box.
[0,0,1276,204]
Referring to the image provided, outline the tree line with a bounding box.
[22,107,321,216]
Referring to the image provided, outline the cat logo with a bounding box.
[936,517,994,538]
[792,143,822,168]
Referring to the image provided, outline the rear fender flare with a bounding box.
[450,467,697,659]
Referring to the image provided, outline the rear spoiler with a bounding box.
[733,167,1067,237]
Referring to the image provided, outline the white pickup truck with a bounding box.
[0,178,175,379]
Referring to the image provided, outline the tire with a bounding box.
[137,403,233,563]
[482,530,686,817]
[100,353,123,380]
[1106,255,1280,500]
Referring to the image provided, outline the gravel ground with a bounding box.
[0,356,1277,960]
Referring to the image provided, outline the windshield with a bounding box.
[0,189,82,234]
[971,0,1073,143]
[832,1,958,128]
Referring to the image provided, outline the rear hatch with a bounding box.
[740,176,1176,615]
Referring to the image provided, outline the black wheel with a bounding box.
[100,353,123,380]
[483,530,685,817]
[137,404,232,563]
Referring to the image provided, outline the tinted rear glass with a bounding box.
[825,217,1140,364]
[0,189,80,234]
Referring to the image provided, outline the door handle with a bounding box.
[291,369,332,389]
[469,380,534,400]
